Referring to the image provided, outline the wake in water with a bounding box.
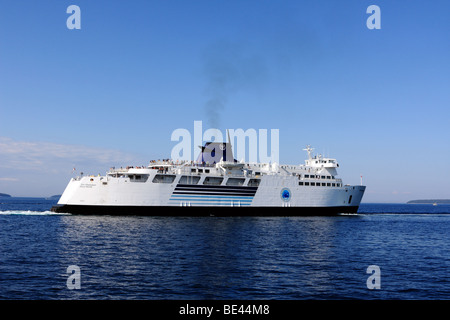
[0,210,70,215]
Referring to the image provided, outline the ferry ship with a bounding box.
[51,142,365,216]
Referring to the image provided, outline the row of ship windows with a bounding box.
[192,168,262,176]
[138,174,261,187]
[189,169,336,181]
[299,181,342,187]
[301,174,335,179]
[107,174,342,188]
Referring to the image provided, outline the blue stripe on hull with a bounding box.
[170,194,254,200]
[170,183,258,205]
[169,194,254,206]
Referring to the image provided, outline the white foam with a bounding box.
[0,210,71,216]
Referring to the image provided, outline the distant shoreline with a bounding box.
[407,199,450,204]
[0,194,61,200]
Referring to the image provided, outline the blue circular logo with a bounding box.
[280,188,291,202]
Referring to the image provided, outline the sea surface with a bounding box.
[1,198,449,300]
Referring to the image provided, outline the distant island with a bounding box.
[0,193,12,198]
[407,199,450,204]
[46,195,61,200]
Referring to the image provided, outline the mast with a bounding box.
[303,145,314,160]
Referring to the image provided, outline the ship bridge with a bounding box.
[303,145,339,168]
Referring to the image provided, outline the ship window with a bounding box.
[191,168,196,173]
[311,182,315,186]
[321,183,326,187]
[321,176,325,179]
[305,182,310,186]
[203,177,223,185]
[129,174,149,182]
[179,175,200,185]
[205,169,210,174]
[152,174,176,184]
[327,176,331,179]
[327,183,331,187]
[226,178,245,186]
[299,182,304,186]
[198,169,203,173]
[248,179,260,187]
[332,183,336,187]
[305,174,310,178]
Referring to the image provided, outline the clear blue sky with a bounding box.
[1,0,449,201]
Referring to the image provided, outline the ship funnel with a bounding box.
[196,141,236,164]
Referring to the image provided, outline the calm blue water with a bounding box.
[1,198,449,300]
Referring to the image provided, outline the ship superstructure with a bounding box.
[51,143,365,215]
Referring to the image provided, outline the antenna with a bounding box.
[303,145,314,160]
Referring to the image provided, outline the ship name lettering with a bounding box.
[80,184,95,188]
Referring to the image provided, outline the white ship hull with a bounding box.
[52,142,366,216]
